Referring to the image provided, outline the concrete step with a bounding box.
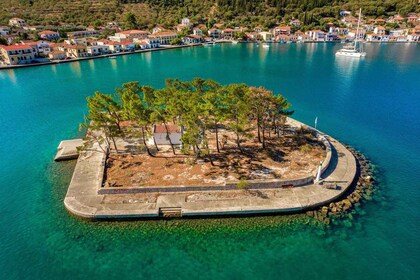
[159,207,182,218]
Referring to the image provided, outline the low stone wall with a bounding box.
[318,134,332,175]
[98,175,315,195]
[285,117,332,176]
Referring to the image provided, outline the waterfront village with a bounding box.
[0,11,419,66]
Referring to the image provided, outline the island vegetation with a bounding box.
[1,0,418,30]
[82,78,293,158]
[81,78,329,187]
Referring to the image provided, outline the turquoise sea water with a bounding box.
[0,43,419,279]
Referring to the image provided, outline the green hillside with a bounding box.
[0,0,418,28]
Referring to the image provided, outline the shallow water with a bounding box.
[0,43,419,279]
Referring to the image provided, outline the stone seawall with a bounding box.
[64,118,357,219]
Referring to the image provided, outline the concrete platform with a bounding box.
[63,120,357,219]
[54,139,84,161]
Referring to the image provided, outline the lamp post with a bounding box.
[315,160,323,183]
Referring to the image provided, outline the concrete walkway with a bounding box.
[64,130,356,219]
[54,139,84,161]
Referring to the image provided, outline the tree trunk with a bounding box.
[92,134,109,155]
[215,120,220,153]
[141,126,154,157]
[235,116,243,153]
[153,136,159,152]
[205,141,215,166]
[257,116,261,143]
[262,121,266,149]
[273,118,277,135]
[106,108,122,132]
[110,136,118,153]
[195,144,201,159]
[163,122,176,155]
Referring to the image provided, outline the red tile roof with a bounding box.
[49,50,65,55]
[120,40,134,45]
[0,45,32,51]
[38,30,58,35]
[118,30,149,35]
[153,31,177,36]
[154,124,181,134]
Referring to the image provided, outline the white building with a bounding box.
[133,38,160,48]
[0,26,11,36]
[259,31,273,41]
[0,45,34,65]
[9,18,26,27]
[209,28,222,39]
[87,45,110,55]
[389,29,409,36]
[35,40,52,55]
[38,30,60,40]
[181,18,191,26]
[193,27,203,36]
[149,124,183,145]
[112,30,149,41]
[306,30,326,41]
[150,31,177,45]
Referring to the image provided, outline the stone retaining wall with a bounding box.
[97,175,315,195]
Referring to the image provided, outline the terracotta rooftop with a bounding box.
[153,124,181,134]
[118,30,149,35]
[153,31,177,36]
[0,45,32,50]
[38,30,58,35]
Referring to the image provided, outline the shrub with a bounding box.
[237,179,250,190]
[300,143,312,154]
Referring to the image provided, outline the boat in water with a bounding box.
[203,42,216,46]
[262,43,269,48]
[232,40,239,44]
[336,8,366,58]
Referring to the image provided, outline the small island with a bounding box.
[62,78,361,219]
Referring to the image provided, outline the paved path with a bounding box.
[64,128,356,219]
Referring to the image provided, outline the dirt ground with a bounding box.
[104,126,325,187]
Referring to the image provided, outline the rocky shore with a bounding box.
[307,145,376,225]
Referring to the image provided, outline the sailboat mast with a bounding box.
[355,8,362,50]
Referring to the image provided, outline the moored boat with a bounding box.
[336,8,366,58]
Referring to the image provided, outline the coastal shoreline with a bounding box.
[2,40,418,71]
[0,43,202,70]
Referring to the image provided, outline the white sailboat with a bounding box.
[336,8,366,58]
[203,41,216,46]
